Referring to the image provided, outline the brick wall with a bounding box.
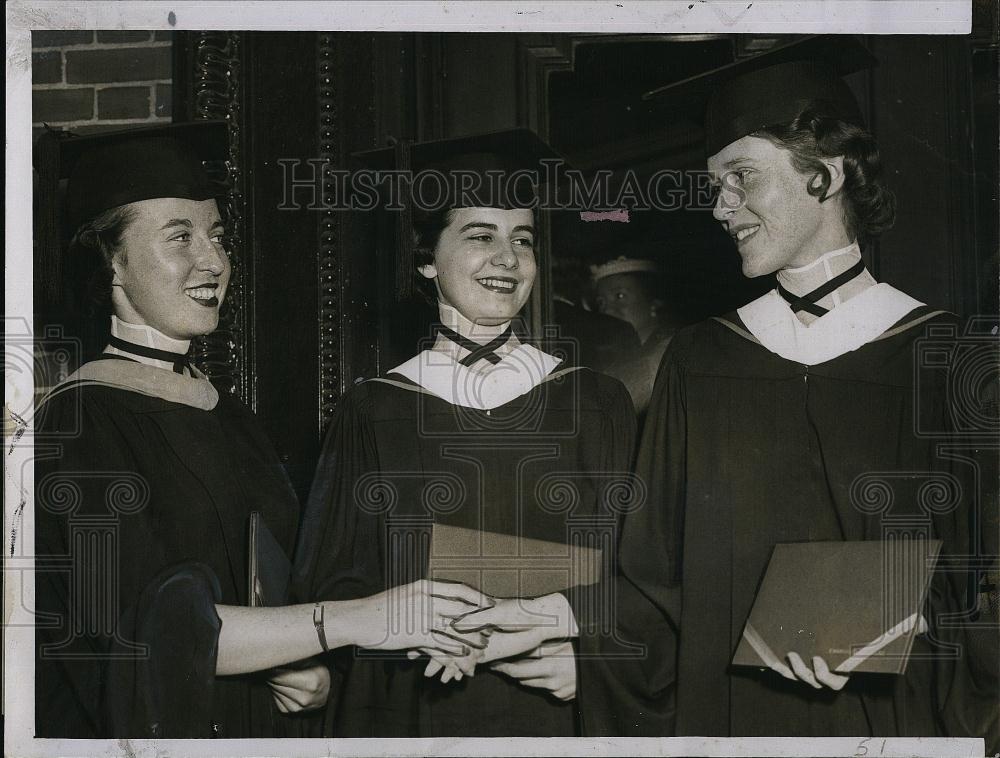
[32,30,173,137]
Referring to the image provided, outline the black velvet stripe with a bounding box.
[108,335,189,374]
[777,258,867,316]
[436,325,512,366]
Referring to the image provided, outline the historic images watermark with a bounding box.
[6,319,153,661]
[351,463,648,659]
[846,315,1000,664]
[276,159,743,214]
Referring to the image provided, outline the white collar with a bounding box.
[438,303,511,340]
[107,316,192,372]
[779,241,861,277]
[388,343,561,410]
[737,283,924,365]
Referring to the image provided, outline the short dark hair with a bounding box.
[754,109,896,244]
[412,207,453,269]
[66,203,137,313]
[411,207,454,303]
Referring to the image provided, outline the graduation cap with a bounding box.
[35,120,230,234]
[643,35,877,157]
[352,128,566,300]
[353,127,564,211]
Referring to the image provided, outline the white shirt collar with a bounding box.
[738,283,924,365]
[106,316,192,372]
[779,240,861,277]
[389,344,562,410]
[438,303,510,339]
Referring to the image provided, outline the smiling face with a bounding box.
[110,197,230,339]
[708,135,847,278]
[418,207,536,325]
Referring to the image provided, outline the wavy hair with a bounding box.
[65,204,137,314]
[755,109,896,244]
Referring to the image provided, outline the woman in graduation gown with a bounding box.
[620,38,998,741]
[294,129,639,737]
[33,123,489,739]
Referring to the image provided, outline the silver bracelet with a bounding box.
[313,602,330,653]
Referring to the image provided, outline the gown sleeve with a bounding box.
[575,336,690,736]
[104,563,223,737]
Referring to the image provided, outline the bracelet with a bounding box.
[313,603,330,653]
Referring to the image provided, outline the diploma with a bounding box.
[732,539,941,675]
[427,522,603,598]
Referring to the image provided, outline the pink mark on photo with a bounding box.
[579,209,629,223]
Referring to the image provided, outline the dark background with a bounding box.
[33,22,999,502]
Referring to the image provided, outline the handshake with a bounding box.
[383,579,579,702]
[266,579,579,713]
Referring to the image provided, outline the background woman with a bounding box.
[591,255,683,420]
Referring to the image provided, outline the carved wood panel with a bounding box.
[316,33,342,430]
[175,31,254,404]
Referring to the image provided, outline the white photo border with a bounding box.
[5,2,981,757]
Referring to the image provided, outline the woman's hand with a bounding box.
[768,653,849,691]
[402,592,581,683]
[491,640,576,701]
[404,627,559,681]
[475,628,544,665]
[406,646,480,683]
[350,579,492,656]
[452,593,578,656]
[267,659,331,713]
[769,617,928,690]
[404,631,579,691]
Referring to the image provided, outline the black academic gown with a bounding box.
[549,300,642,375]
[620,306,998,739]
[34,359,300,738]
[294,360,636,737]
